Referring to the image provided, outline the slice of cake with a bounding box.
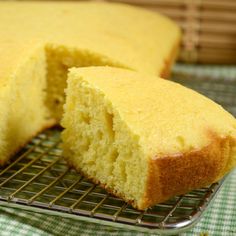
[0,1,181,165]
[61,66,236,210]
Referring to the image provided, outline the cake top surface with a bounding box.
[0,1,180,81]
[68,66,236,157]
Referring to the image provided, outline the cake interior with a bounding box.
[0,44,128,165]
[0,84,11,165]
[61,75,148,207]
[0,47,52,164]
[45,45,126,121]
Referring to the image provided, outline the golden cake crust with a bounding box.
[141,133,235,210]
[160,39,181,79]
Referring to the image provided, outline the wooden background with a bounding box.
[104,0,236,64]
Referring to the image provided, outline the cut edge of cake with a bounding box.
[0,32,179,166]
[61,69,149,208]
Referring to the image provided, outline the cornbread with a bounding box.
[0,1,181,165]
[62,67,236,210]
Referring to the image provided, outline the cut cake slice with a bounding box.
[61,66,236,210]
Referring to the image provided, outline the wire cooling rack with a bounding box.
[0,76,235,235]
[172,74,236,117]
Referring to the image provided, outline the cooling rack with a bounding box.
[0,76,235,235]
[172,73,236,116]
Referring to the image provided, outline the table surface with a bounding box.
[0,64,236,236]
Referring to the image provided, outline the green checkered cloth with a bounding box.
[173,64,236,81]
[0,64,236,236]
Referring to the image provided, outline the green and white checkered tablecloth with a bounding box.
[173,64,236,81]
[0,64,236,236]
[0,169,235,236]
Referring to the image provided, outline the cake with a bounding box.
[61,67,236,210]
[0,1,181,165]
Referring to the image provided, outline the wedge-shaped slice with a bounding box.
[61,67,236,210]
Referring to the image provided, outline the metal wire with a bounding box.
[0,76,235,234]
[172,74,236,117]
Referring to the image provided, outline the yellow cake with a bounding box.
[61,67,236,210]
[0,1,181,165]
